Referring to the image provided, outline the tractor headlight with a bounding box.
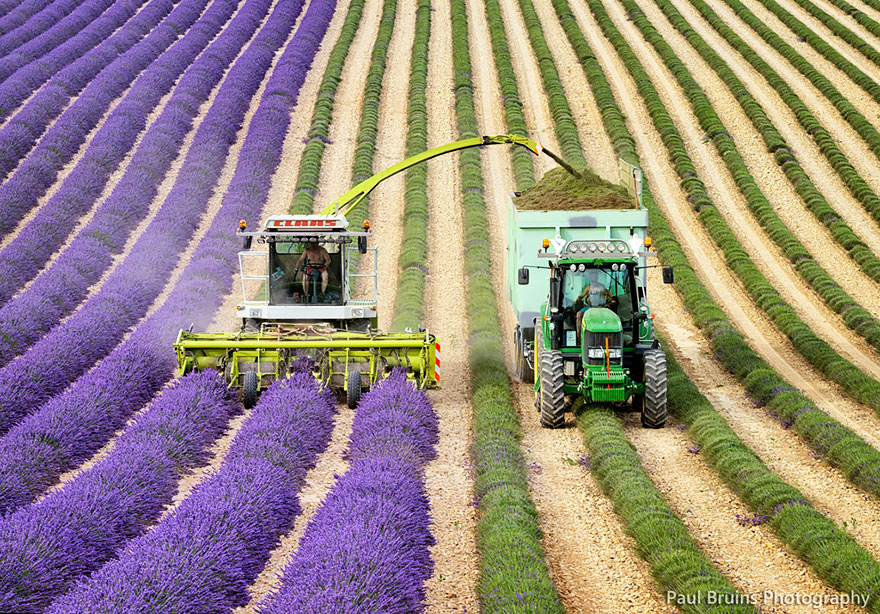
[608,348,621,359]
[579,244,588,253]
[548,322,556,330]
[588,347,604,359]
[578,263,586,272]
[570,264,576,271]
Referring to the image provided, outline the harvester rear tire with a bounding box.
[243,370,258,409]
[347,369,361,409]
[641,350,667,428]
[540,349,566,429]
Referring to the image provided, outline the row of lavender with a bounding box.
[43,372,336,612]
[0,0,237,309]
[0,0,276,392]
[0,0,111,80]
[0,371,240,612]
[0,0,203,209]
[260,371,439,613]
[0,0,335,515]
[0,0,160,123]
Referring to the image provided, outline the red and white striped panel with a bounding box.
[434,342,441,382]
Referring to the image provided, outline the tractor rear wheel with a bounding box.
[346,369,362,409]
[539,347,566,429]
[243,370,258,409]
[641,349,667,428]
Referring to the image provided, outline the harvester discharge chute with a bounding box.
[175,134,544,408]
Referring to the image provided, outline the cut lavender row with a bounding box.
[0,0,334,516]
[0,371,239,614]
[0,0,105,77]
[0,0,206,195]
[47,373,336,613]
[261,371,438,613]
[0,0,242,305]
[0,0,58,36]
[0,0,166,122]
[0,0,298,431]
[0,0,276,368]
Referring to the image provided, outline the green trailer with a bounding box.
[508,160,674,428]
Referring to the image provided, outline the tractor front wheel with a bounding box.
[641,350,667,428]
[514,327,533,384]
[539,347,566,429]
[243,370,258,409]
[346,369,362,409]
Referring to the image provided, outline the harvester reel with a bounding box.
[641,349,667,428]
[243,370,258,409]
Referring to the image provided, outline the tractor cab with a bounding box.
[236,214,377,329]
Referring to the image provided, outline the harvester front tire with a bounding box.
[243,370,258,409]
[641,350,667,428]
[539,350,566,429]
[346,369,361,409]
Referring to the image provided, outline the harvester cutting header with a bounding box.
[175,135,547,408]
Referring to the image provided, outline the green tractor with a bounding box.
[507,161,674,428]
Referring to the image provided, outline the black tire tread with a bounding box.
[641,350,667,428]
[540,349,566,428]
[346,368,361,409]
[243,370,258,409]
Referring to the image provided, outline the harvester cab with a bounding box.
[235,214,377,330]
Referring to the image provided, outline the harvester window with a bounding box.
[268,241,343,305]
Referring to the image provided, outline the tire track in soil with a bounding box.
[606,0,880,380]
[649,267,880,566]
[698,0,880,189]
[566,0,880,453]
[48,0,322,500]
[420,0,480,611]
[664,0,880,257]
[471,1,677,611]
[495,0,557,176]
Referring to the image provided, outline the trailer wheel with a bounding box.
[540,349,566,429]
[346,369,361,409]
[513,327,533,384]
[641,350,667,428]
[243,370,258,409]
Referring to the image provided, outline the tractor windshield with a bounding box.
[559,264,637,347]
[268,240,343,305]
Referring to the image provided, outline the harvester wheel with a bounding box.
[641,350,667,428]
[243,370,258,409]
[346,369,361,409]
[539,349,566,429]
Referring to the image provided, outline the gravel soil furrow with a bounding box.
[808,0,880,49]
[852,0,880,23]
[770,0,880,73]
[310,0,383,210]
[566,0,880,452]
[472,2,676,611]
[664,0,880,255]
[649,269,880,564]
[700,0,880,186]
[607,0,880,377]
[367,0,414,329]
[623,409,864,613]
[495,0,557,176]
[421,1,479,611]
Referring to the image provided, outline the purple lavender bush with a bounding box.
[0,0,167,122]
[46,373,336,613]
[0,0,240,302]
[0,0,204,193]
[260,371,439,613]
[0,0,58,36]
[0,0,277,367]
[0,371,239,613]
[0,0,109,80]
[0,0,334,516]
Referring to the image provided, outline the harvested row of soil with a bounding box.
[698,0,880,192]
[610,0,880,380]
[566,0,880,462]
[421,0,480,610]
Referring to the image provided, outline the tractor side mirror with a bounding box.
[518,267,529,285]
[662,266,674,284]
[358,235,367,254]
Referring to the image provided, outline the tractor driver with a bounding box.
[296,242,331,300]
[575,269,615,332]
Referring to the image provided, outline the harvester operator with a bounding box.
[576,269,615,332]
[296,242,331,300]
